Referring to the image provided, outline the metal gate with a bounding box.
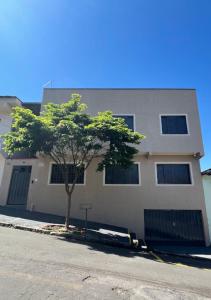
[7,166,32,206]
[144,209,205,245]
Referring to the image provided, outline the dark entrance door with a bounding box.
[144,209,205,245]
[7,166,32,206]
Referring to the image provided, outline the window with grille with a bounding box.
[113,115,134,131]
[156,164,192,185]
[161,115,188,134]
[50,164,85,184]
[105,163,140,185]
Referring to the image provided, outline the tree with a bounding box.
[2,94,145,229]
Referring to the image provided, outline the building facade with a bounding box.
[0,88,209,245]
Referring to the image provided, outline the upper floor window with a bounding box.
[50,163,85,184]
[104,163,140,185]
[113,115,134,131]
[161,115,188,134]
[156,163,192,185]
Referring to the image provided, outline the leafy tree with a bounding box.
[2,94,144,228]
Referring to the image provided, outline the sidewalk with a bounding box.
[152,245,211,261]
[0,206,131,247]
[0,206,64,230]
[1,206,210,261]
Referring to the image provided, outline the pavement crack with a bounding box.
[82,275,91,282]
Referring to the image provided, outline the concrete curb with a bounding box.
[1,221,209,261]
[152,249,211,263]
[0,221,131,249]
[0,221,51,234]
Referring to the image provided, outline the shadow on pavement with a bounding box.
[1,206,211,270]
[153,252,211,270]
[0,206,65,224]
[57,236,211,270]
[0,206,128,232]
[152,245,211,256]
[56,235,150,258]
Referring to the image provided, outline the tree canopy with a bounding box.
[2,94,145,227]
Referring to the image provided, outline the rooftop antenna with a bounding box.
[42,80,53,88]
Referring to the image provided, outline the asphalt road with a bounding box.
[0,227,211,299]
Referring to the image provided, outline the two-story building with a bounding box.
[0,88,209,245]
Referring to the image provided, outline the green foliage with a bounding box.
[2,94,144,171]
[2,93,145,183]
[88,111,143,171]
[2,107,48,157]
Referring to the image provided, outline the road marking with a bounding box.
[149,251,164,263]
[174,263,190,268]
[149,252,211,271]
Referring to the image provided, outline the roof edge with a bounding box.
[0,96,22,103]
[43,88,196,91]
[201,169,211,175]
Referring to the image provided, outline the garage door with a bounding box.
[144,210,205,245]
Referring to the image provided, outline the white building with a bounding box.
[0,89,209,245]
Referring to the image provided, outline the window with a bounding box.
[156,164,192,185]
[104,163,140,185]
[113,115,134,131]
[161,115,188,134]
[50,164,85,184]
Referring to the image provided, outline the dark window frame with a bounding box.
[104,163,141,185]
[160,114,189,135]
[156,163,193,185]
[113,114,135,131]
[49,163,85,185]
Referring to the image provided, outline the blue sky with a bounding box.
[0,0,210,170]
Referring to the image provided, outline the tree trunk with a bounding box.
[65,194,72,229]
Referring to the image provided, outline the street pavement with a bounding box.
[0,227,211,299]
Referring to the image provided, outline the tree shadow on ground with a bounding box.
[1,206,211,270]
[0,206,65,223]
[0,206,127,232]
[152,252,211,270]
[57,236,211,270]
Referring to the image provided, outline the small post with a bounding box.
[85,208,88,239]
[79,203,93,240]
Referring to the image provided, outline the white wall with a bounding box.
[202,175,211,240]
[42,88,204,156]
[1,155,209,245]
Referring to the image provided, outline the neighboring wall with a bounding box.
[0,113,12,134]
[202,175,211,240]
[0,157,5,186]
[0,111,13,186]
[0,114,12,151]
